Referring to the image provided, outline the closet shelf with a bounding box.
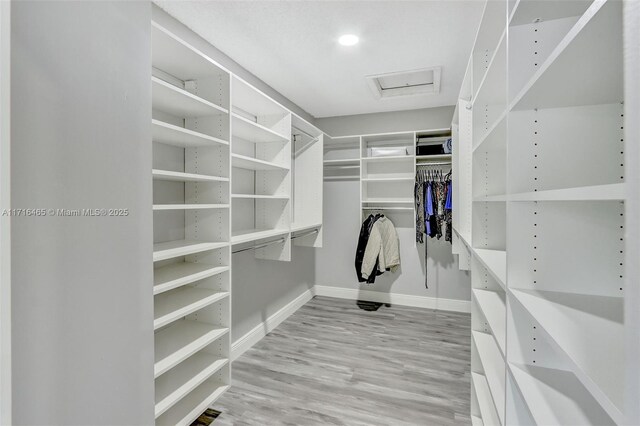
[231,228,289,245]
[232,113,289,143]
[154,320,229,378]
[416,154,452,162]
[472,29,507,107]
[152,120,229,148]
[154,288,229,330]
[361,206,413,211]
[473,195,507,202]
[362,198,414,204]
[472,331,506,424]
[471,415,483,426]
[232,75,288,117]
[154,264,230,296]
[153,240,229,262]
[152,169,229,183]
[509,288,624,420]
[361,155,414,162]
[153,204,229,211]
[152,76,228,118]
[152,22,226,81]
[509,183,625,201]
[361,177,414,182]
[473,249,507,289]
[509,0,592,26]
[510,0,622,111]
[323,159,359,167]
[472,289,506,355]
[290,223,322,233]
[471,372,501,426]
[508,363,617,426]
[231,154,289,171]
[472,110,506,153]
[155,353,228,418]
[156,379,230,426]
[231,194,289,200]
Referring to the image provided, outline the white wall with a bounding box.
[315,111,471,305]
[10,2,154,424]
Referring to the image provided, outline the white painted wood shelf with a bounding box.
[154,263,229,296]
[290,223,322,233]
[153,240,229,262]
[473,331,506,425]
[231,153,289,171]
[509,183,625,201]
[152,77,228,118]
[232,113,288,143]
[472,372,501,426]
[156,380,230,426]
[155,352,229,418]
[472,289,506,355]
[154,319,228,378]
[152,169,229,183]
[361,177,413,182]
[154,288,229,330]
[323,158,359,167]
[152,120,229,148]
[473,249,507,289]
[361,155,414,162]
[231,194,289,200]
[231,228,289,245]
[153,204,229,211]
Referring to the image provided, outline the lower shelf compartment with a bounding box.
[155,352,229,418]
[472,372,501,426]
[154,263,230,295]
[156,379,230,426]
[154,288,229,330]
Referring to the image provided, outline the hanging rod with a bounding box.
[232,237,286,254]
[292,125,318,140]
[417,161,452,166]
[291,229,319,239]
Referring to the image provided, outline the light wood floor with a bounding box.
[212,296,472,425]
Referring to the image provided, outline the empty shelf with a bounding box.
[154,320,228,378]
[154,287,229,330]
[509,183,625,201]
[153,240,228,262]
[152,77,228,117]
[473,289,506,355]
[155,379,229,426]
[471,415,483,426]
[231,194,289,200]
[154,263,230,295]
[473,331,506,424]
[509,288,624,417]
[473,110,506,153]
[152,169,229,183]
[155,352,229,418]
[232,113,288,143]
[362,155,414,162]
[362,198,414,204]
[472,372,501,426]
[231,228,289,245]
[361,177,414,182]
[153,204,229,211]
[290,223,322,233]
[473,195,508,202]
[323,159,360,167]
[509,363,616,426]
[152,120,228,148]
[510,1,622,110]
[474,249,507,289]
[231,154,289,171]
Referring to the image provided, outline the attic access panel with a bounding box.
[366,67,441,99]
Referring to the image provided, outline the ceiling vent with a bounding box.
[366,67,441,99]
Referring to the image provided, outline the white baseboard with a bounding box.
[231,284,470,361]
[313,285,471,313]
[231,286,316,361]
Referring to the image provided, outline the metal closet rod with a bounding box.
[292,229,319,239]
[292,125,318,141]
[417,161,452,166]
[231,229,319,254]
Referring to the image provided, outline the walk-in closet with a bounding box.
[1,1,638,425]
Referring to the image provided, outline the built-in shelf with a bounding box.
[474,249,507,289]
[361,177,413,182]
[415,154,452,162]
[362,198,414,204]
[509,288,624,419]
[510,0,622,111]
[509,183,625,201]
[509,0,592,27]
[473,195,507,202]
[232,113,288,143]
[471,415,483,426]
[152,120,229,148]
[509,363,617,426]
[153,204,229,211]
[472,372,501,426]
[231,228,289,245]
[323,158,359,167]
[231,154,289,171]
[290,223,322,233]
[362,206,414,211]
[154,320,228,378]
[155,353,228,419]
[156,380,230,426]
[473,331,506,425]
[154,264,229,296]
[473,110,506,153]
[153,240,229,262]
[231,194,289,200]
[154,288,229,330]
[361,155,414,162]
[473,289,506,355]
[152,77,228,118]
[152,169,229,183]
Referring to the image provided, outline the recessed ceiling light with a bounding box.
[338,34,359,46]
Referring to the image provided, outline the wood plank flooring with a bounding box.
[212,296,472,425]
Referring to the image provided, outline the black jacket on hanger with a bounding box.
[355,214,384,283]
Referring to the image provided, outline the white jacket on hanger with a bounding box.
[361,217,400,279]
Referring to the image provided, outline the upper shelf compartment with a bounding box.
[231,76,290,141]
[152,77,228,118]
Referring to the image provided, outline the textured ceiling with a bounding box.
[155,1,484,118]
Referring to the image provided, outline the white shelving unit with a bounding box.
[453,1,634,425]
[151,19,232,425]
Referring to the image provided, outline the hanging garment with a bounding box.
[355,214,385,283]
[444,180,452,242]
[361,217,400,280]
[415,177,425,243]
